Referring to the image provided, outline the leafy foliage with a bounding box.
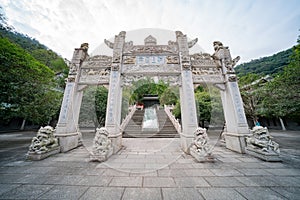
[172,100,181,119]
[238,73,264,122]
[0,7,68,86]
[0,8,68,127]
[128,78,170,104]
[235,48,293,76]
[259,54,300,121]
[159,87,179,105]
[238,36,300,125]
[172,86,224,128]
[195,88,212,127]
[0,38,61,124]
[79,86,108,128]
[95,86,108,127]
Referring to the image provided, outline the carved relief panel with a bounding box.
[79,55,111,84]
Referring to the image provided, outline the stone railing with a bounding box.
[164,105,182,134]
[120,105,137,131]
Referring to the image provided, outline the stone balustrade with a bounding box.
[164,105,182,134]
[120,105,137,131]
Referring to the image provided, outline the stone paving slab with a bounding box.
[198,187,247,200]
[0,184,54,199]
[270,187,300,200]
[204,177,245,187]
[38,185,89,200]
[162,188,204,200]
[235,187,286,200]
[0,131,299,199]
[79,187,124,200]
[109,176,143,187]
[122,188,162,200]
[0,184,21,196]
[143,177,176,187]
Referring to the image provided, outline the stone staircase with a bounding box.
[123,109,179,138]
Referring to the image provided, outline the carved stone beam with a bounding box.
[213,83,226,91]
[77,85,88,92]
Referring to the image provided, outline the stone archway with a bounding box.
[55,30,249,159]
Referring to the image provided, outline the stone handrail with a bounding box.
[120,105,137,131]
[164,105,182,134]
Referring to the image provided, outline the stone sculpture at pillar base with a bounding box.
[190,127,214,162]
[27,146,60,161]
[245,147,281,162]
[90,127,113,162]
[26,126,60,160]
[245,126,281,161]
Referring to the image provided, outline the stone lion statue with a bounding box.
[29,126,59,154]
[191,127,212,156]
[90,127,113,162]
[80,43,89,51]
[246,126,280,154]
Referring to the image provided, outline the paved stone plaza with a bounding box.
[0,130,299,199]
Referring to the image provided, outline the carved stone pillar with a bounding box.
[55,43,89,152]
[213,41,249,153]
[177,31,198,153]
[104,31,126,153]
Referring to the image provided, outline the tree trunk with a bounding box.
[20,119,26,130]
[279,117,286,131]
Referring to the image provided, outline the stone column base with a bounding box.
[108,133,122,154]
[179,133,194,154]
[55,132,82,152]
[224,132,249,153]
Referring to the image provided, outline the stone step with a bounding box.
[123,108,179,138]
[123,132,179,138]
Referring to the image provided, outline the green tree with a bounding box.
[0,38,60,125]
[31,49,67,73]
[235,48,292,76]
[79,86,108,128]
[172,99,181,119]
[238,73,263,123]
[172,86,220,128]
[258,37,300,125]
[95,86,108,127]
[129,78,169,104]
[260,63,300,122]
[195,87,212,127]
[160,87,178,105]
[207,86,224,126]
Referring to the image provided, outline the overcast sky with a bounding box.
[1,0,300,63]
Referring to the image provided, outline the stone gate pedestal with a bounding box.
[54,132,82,153]
[108,133,122,154]
[224,132,248,153]
[180,133,194,154]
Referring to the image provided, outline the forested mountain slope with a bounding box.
[235,48,293,76]
[0,8,68,127]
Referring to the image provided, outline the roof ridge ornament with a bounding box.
[144,35,157,45]
[188,38,198,48]
[104,39,114,49]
